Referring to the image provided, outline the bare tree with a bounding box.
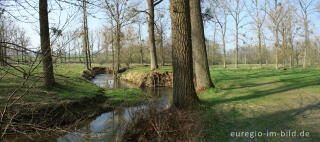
[210,0,228,68]
[39,0,55,87]
[297,0,314,68]
[104,0,136,76]
[190,0,214,90]
[82,0,91,70]
[267,0,285,69]
[169,0,199,108]
[155,12,166,66]
[227,0,245,68]
[248,0,266,69]
[146,0,163,70]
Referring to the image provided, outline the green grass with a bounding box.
[104,88,147,106]
[0,64,145,107]
[199,69,320,142]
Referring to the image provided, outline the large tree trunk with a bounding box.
[39,0,55,87]
[190,0,214,90]
[169,0,199,108]
[147,0,158,70]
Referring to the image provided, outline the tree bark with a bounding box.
[39,0,55,87]
[139,23,144,65]
[169,0,199,108]
[275,26,279,69]
[303,16,308,69]
[82,0,90,70]
[159,23,165,66]
[147,0,159,70]
[235,21,239,68]
[190,0,214,90]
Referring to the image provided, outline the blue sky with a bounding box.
[5,0,320,51]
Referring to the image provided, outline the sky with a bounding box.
[3,0,320,52]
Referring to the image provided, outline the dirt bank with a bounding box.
[81,67,107,80]
[81,65,149,80]
[1,94,112,138]
[120,71,173,88]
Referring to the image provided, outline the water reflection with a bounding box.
[57,74,173,142]
[92,74,134,89]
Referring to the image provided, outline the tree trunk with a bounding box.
[275,27,280,69]
[258,28,262,69]
[115,22,121,75]
[190,0,214,90]
[83,0,90,70]
[235,23,239,68]
[139,24,144,65]
[160,24,165,66]
[169,0,199,108]
[147,0,158,70]
[39,0,55,87]
[303,17,308,69]
[222,33,226,69]
[213,23,216,66]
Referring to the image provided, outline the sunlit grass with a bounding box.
[199,68,320,142]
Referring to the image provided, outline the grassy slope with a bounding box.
[0,64,146,107]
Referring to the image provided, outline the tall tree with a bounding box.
[156,13,166,66]
[104,0,136,75]
[210,0,228,68]
[248,0,266,69]
[267,0,285,69]
[169,0,199,108]
[227,0,245,68]
[138,20,144,65]
[297,0,314,68]
[146,0,163,70]
[82,0,91,69]
[190,0,214,90]
[39,0,55,87]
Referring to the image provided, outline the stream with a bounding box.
[56,74,173,142]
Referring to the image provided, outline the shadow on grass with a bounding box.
[201,102,320,142]
[205,78,320,106]
[221,74,315,91]
[214,69,315,84]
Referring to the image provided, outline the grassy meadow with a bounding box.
[124,64,320,142]
[0,64,146,108]
[1,63,320,141]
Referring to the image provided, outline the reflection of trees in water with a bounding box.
[113,79,121,89]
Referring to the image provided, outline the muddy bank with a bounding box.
[81,65,149,80]
[120,71,173,88]
[1,94,112,138]
[81,67,107,80]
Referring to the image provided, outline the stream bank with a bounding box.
[120,71,173,88]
